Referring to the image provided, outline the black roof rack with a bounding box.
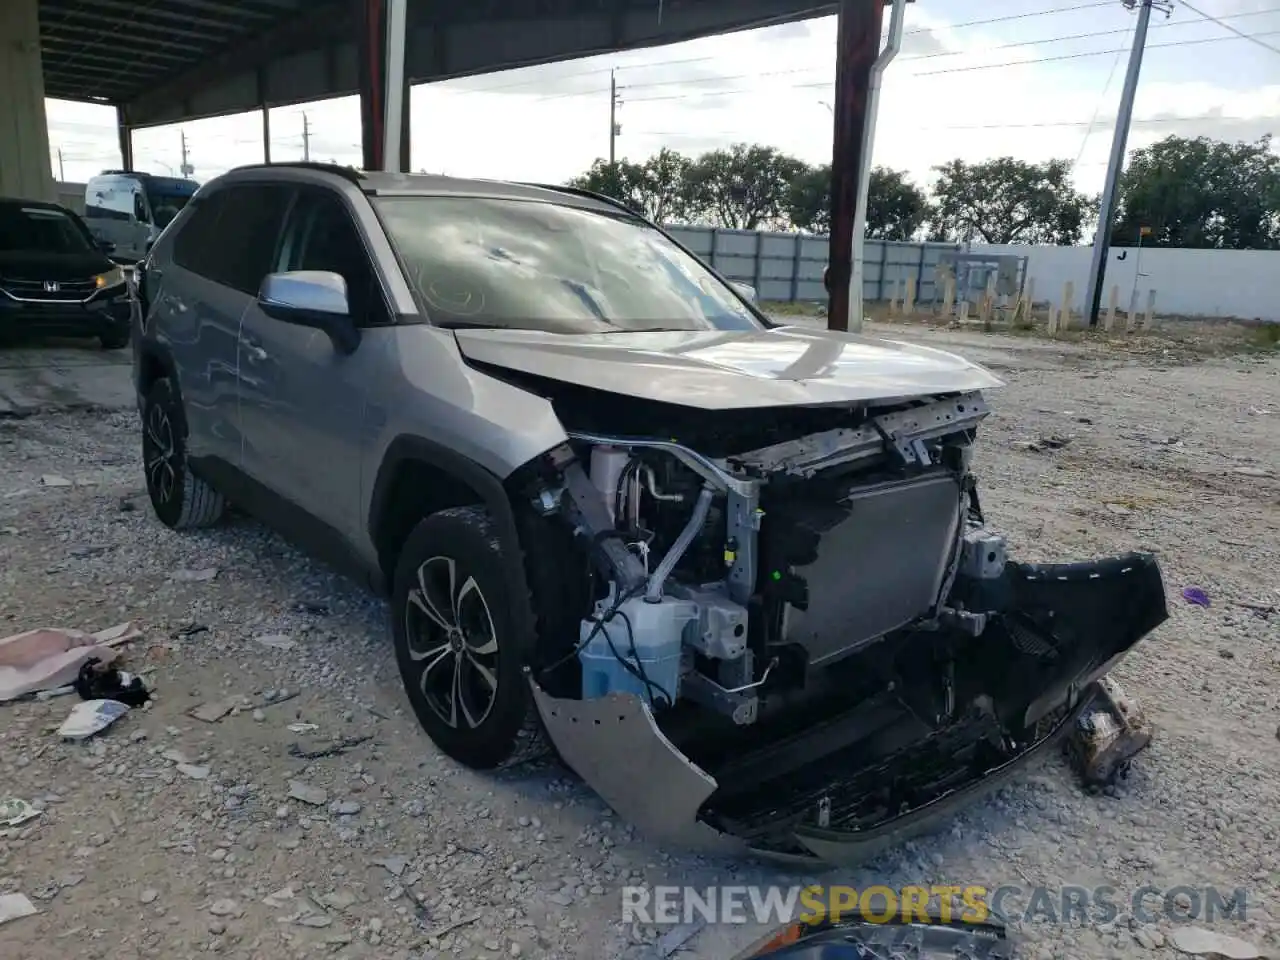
[517,182,647,220]
[227,161,365,185]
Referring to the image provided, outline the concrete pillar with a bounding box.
[0,0,56,201]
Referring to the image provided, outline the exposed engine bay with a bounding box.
[511,387,1169,863]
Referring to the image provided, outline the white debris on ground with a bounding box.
[0,324,1278,960]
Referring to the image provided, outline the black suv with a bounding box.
[0,197,131,349]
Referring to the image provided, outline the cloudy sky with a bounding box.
[44,0,1280,200]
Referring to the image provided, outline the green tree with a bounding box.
[565,149,694,224]
[684,143,806,229]
[928,157,1089,245]
[1111,135,1280,249]
[786,165,930,239]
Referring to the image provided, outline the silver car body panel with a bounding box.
[453,325,1004,408]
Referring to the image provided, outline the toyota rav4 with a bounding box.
[131,162,1168,864]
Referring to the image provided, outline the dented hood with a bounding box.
[453,324,1004,409]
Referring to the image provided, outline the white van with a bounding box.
[84,172,200,263]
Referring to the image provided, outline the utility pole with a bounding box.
[179,130,193,178]
[1084,0,1166,327]
[609,70,620,164]
[302,112,311,162]
[56,148,64,182]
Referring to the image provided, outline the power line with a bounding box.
[631,110,1280,139]
[1075,18,1134,167]
[619,26,1280,102]
[422,2,1280,104]
[1178,0,1280,56]
[426,1,1128,100]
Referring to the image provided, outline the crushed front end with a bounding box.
[513,389,1169,865]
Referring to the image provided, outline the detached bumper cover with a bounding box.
[531,551,1168,866]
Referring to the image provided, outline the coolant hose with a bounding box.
[644,485,714,602]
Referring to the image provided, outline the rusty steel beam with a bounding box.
[826,0,885,333]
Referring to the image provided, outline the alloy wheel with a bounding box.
[143,404,177,504]
[404,555,500,729]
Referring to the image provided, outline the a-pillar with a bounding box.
[357,0,411,172]
[0,0,56,201]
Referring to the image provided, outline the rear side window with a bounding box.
[172,185,291,296]
[172,192,226,275]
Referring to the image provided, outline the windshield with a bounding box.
[146,190,193,229]
[375,196,762,333]
[0,204,94,255]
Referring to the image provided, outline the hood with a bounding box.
[454,324,1004,409]
[0,250,113,284]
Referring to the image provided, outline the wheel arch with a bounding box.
[136,343,186,432]
[368,435,531,592]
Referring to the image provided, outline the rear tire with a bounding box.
[141,377,226,530]
[391,505,546,769]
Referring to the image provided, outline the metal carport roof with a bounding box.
[39,0,841,129]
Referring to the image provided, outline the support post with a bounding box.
[1144,288,1157,329]
[116,105,134,172]
[941,274,955,318]
[1126,288,1139,332]
[1104,284,1119,331]
[903,276,916,315]
[826,0,886,332]
[1085,0,1155,326]
[357,0,410,171]
[262,105,271,163]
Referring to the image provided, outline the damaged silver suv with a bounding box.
[131,162,1168,865]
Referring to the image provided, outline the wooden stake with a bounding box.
[1143,288,1157,329]
[903,276,917,315]
[1060,281,1074,331]
[941,276,955,317]
[1104,285,1119,332]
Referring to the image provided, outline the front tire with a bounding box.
[141,377,226,530]
[392,505,543,769]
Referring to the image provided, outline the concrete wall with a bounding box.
[664,225,960,304]
[973,243,1280,321]
[0,0,55,202]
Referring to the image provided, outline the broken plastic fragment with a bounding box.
[0,893,37,926]
[0,798,42,827]
[58,699,129,740]
[1181,586,1211,608]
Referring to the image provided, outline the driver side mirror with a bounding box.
[731,280,758,305]
[258,270,361,355]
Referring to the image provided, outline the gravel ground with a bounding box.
[1,327,1278,960]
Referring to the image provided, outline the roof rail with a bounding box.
[517,182,647,220]
[228,161,365,185]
